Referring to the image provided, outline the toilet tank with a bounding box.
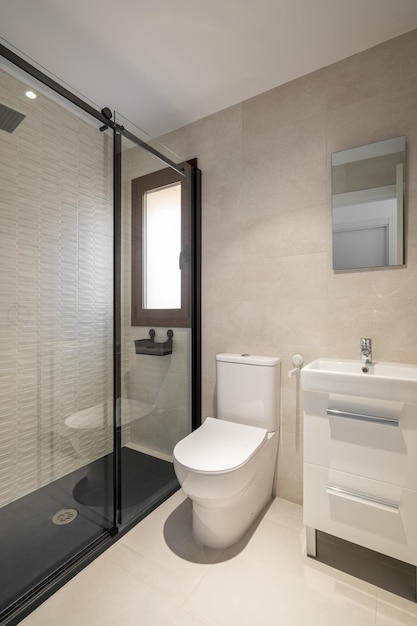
[216,353,281,432]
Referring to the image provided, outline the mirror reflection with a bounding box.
[331,136,405,270]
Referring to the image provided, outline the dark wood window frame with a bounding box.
[131,159,196,327]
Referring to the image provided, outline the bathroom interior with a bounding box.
[1,3,417,625]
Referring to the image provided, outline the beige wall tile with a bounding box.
[161,29,417,504]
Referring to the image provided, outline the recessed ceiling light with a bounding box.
[25,90,37,99]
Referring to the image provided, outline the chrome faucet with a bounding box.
[360,337,372,367]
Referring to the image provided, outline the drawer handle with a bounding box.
[326,485,399,513]
[326,408,399,427]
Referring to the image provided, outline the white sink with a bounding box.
[301,358,417,403]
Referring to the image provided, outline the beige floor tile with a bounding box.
[106,539,211,606]
[184,513,376,626]
[108,489,218,604]
[19,494,396,626]
[119,489,219,564]
[265,495,304,532]
[20,553,181,626]
[376,588,417,625]
[170,608,211,626]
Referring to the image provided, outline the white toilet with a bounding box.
[173,353,281,549]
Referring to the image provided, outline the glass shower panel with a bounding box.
[0,62,115,617]
[116,112,193,526]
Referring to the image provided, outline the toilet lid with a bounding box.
[173,417,268,473]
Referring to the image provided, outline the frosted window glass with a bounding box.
[144,182,181,309]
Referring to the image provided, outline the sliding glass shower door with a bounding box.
[0,43,201,624]
[0,60,115,619]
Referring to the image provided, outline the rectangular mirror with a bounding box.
[331,136,406,270]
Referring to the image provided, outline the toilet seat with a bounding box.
[173,417,268,474]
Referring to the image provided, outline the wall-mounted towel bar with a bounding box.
[134,329,173,356]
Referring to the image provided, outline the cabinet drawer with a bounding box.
[303,391,417,490]
[303,463,417,565]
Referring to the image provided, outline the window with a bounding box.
[131,160,195,327]
[143,182,182,309]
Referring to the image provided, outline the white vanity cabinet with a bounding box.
[302,388,417,567]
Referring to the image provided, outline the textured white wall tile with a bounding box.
[0,67,114,506]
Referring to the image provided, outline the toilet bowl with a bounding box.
[173,353,281,549]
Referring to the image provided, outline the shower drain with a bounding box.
[52,508,78,525]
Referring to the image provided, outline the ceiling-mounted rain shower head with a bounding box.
[0,102,25,133]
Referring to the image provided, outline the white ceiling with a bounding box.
[2,0,417,138]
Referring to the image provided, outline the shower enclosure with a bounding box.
[0,43,200,625]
